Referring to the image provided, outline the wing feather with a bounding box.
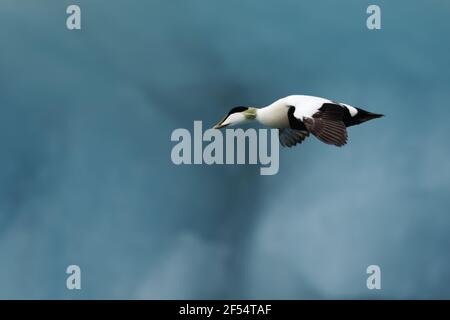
[279,128,309,148]
[303,103,348,147]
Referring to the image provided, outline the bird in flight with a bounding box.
[213,95,383,147]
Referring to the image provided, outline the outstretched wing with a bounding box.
[279,128,309,147]
[303,103,348,147]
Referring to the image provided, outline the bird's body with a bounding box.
[257,95,330,128]
[213,95,384,148]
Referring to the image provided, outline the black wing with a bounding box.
[279,128,309,147]
[303,103,348,147]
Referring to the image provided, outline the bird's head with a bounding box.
[213,106,257,129]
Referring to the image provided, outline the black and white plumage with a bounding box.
[213,95,384,148]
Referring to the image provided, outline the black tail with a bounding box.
[345,108,384,127]
[357,108,384,121]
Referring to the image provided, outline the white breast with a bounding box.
[256,103,290,128]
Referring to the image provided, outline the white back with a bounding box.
[278,95,332,119]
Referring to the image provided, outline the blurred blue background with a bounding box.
[0,0,449,299]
